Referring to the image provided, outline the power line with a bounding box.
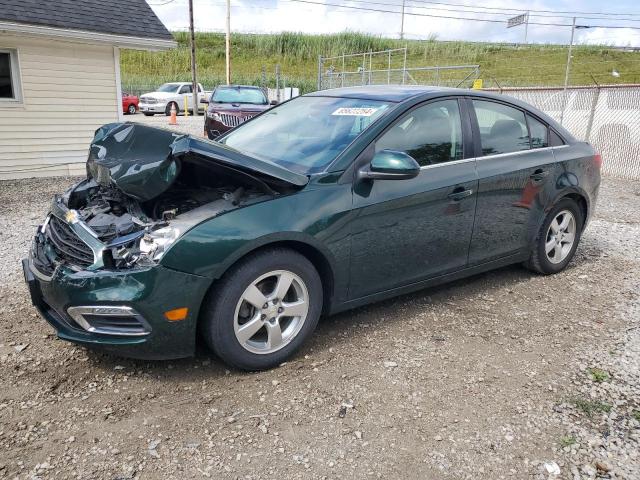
[399,0,640,17]
[333,0,640,23]
[284,0,640,29]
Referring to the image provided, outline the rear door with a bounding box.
[466,98,558,265]
[349,98,479,299]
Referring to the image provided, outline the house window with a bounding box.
[0,49,22,103]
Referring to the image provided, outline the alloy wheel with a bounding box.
[233,270,309,354]
[545,209,576,264]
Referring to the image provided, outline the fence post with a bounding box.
[402,46,407,85]
[585,85,601,142]
[387,50,391,84]
[341,53,345,87]
[275,64,281,103]
[368,51,372,85]
[317,56,323,91]
[261,65,267,89]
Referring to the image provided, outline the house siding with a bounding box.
[0,35,118,179]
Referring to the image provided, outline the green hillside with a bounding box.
[120,31,640,95]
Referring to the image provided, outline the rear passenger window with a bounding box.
[527,115,548,148]
[472,100,530,156]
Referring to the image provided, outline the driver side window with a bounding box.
[376,99,463,167]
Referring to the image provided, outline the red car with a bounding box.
[122,93,139,115]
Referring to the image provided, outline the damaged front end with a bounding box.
[31,122,307,276]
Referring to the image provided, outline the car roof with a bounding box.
[305,85,457,102]
[305,85,573,140]
[216,85,263,89]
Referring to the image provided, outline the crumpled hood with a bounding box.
[87,122,308,201]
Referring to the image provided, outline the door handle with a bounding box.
[448,187,473,201]
[530,169,550,181]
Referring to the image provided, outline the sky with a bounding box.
[147,0,640,46]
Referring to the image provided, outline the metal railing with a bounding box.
[487,84,640,180]
[317,47,479,90]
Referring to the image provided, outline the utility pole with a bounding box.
[524,11,529,44]
[560,16,576,125]
[226,0,231,85]
[188,0,198,115]
[400,0,405,40]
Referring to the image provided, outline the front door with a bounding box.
[467,98,559,265]
[349,98,478,299]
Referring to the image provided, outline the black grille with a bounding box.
[46,216,94,267]
[220,113,254,127]
[32,233,55,276]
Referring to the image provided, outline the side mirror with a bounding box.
[270,99,278,106]
[200,98,210,104]
[358,150,420,181]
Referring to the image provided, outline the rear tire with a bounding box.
[526,198,584,275]
[127,104,137,115]
[201,248,323,371]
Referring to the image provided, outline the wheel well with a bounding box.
[213,241,335,315]
[562,193,588,229]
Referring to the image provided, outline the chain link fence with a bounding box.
[489,85,640,180]
[317,48,479,90]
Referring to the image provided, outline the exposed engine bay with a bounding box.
[32,122,306,273]
[62,160,268,269]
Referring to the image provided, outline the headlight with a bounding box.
[207,111,221,121]
[138,226,181,261]
[105,226,180,268]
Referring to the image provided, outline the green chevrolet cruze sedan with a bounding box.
[24,86,601,370]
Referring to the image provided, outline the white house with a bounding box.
[0,0,175,179]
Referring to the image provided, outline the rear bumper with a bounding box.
[23,257,212,360]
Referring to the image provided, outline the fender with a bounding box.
[525,185,591,250]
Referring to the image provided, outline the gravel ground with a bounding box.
[0,176,638,480]
[128,112,206,137]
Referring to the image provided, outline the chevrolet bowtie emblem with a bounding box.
[65,210,79,224]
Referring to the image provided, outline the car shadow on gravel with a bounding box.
[79,251,597,378]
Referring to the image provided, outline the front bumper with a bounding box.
[139,102,168,114]
[204,116,232,140]
[23,256,212,360]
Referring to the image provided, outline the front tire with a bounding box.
[165,102,178,116]
[526,199,584,275]
[127,104,137,114]
[201,248,323,371]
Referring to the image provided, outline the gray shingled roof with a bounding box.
[0,0,173,41]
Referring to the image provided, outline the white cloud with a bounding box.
[148,0,639,46]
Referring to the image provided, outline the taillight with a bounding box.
[593,153,602,169]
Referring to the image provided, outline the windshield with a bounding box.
[212,87,268,105]
[156,83,180,93]
[220,96,391,174]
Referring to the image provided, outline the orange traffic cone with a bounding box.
[168,103,177,125]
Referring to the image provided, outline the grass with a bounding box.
[572,397,612,417]
[633,410,640,422]
[587,367,610,383]
[559,435,577,448]
[120,32,640,95]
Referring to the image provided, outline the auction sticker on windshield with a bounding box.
[331,107,378,116]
